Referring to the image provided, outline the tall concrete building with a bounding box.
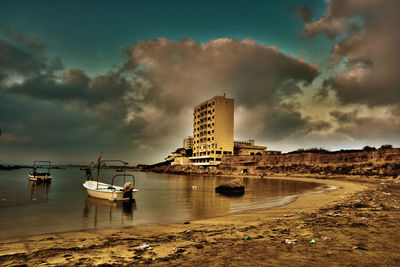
[183,136,193,150]
[191,95,234,165]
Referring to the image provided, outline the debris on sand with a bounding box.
[284,239,297,245]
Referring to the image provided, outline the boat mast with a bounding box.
[95,157,128,190]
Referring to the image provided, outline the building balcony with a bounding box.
[189,155,212,160]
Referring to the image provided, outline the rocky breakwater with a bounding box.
[219,148,400,178]
[147,164,221,175]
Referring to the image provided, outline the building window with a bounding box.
[216,158,221,161]
[216,151,221,154]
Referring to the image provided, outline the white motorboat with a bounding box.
[83,180,138,201]
[82,158,138,202]
[29,160,52,182]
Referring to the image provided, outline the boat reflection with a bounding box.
[82,197,136,228]
[29,180,51,201]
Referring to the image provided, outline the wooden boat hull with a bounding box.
[28,173,52,182]
[83,181,137,201]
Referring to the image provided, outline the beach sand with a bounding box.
[1,176,400,266]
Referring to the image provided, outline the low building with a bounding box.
[171,156,192,166]
[166,148,193,166]
[234,139,267,155]
[234,140,255,147]
[234,145,267,155]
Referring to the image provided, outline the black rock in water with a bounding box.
[215,178,245,195]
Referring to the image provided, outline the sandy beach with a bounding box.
[1,175,400,266]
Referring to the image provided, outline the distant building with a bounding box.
[234,140,255,147]
[166,148,192,166]
[191,95,234,165]
[183,136,193,150]
[233,139,268,155]
[234,145,267,155]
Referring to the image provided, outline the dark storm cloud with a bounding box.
[329,110,358,124]
[311,120,332,131]
[1,33,322,162]
[330,109,400,142]
[0,27,52,83]
[0,29,151,162]
[313,79,332,100]
[304,0,400,107]
[124,38,319,109]
[123,38,320,142]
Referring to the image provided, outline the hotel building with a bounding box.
[191,95,234,165]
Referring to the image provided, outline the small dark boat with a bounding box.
[29,160,52,182]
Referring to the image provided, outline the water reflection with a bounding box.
[82,197,136,228]
[184,176,236,219]
[28,181,51,201]
[0,169,322,239]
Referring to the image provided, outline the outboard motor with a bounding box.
[123,182,134,202]
[85,168,93,181]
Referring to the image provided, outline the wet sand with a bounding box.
[1,175,400,266]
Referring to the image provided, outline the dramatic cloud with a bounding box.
[3,0,399,165]
[304,0,400,106]
[1,31,321,163]
[124,38,318,109]
[124,38,320,144]
[329,109,400,144]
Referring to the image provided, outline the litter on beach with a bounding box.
[135,244,153,250]
[284,239,297,244]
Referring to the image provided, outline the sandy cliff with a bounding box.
[148,148,400,178]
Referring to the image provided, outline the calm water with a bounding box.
[0,168,323,239]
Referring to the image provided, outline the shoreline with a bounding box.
[0,175,376,266]
[0,175,333,241]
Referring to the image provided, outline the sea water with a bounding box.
[0,168,322,239]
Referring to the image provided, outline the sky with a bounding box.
[0,0,399,165]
